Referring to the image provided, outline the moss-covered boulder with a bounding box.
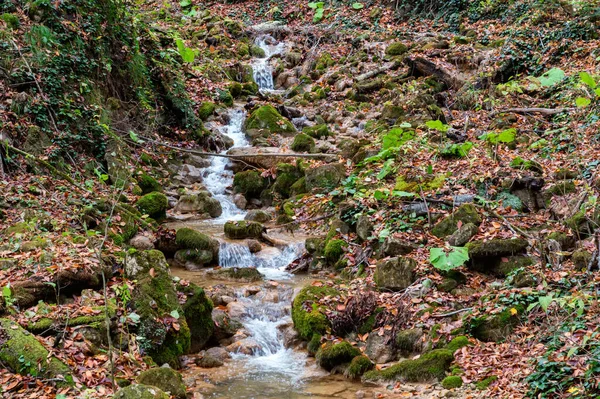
[385,42,408,56]
[224,221,264,239]
[271,163,303,198]
[395,328,424,355]
[305,163,346,192]
[126,250,191,367]
[198,102,216,120]
[233,170,268,198]
[136,192,168,220]
[303,124,330,138]
[469,306,523,342]
[137,174,162,194]
[447,222,478,247]
[175,228,219,266]
[466,238,529,276]
[136,367,186,399]
[446,336,470,352]
[324,239,346,265]
[363,349,453,382]
[346,355,374,379]
[431,204,482,238]
[442,375,463,389]
[374,257,417,291]
[316,341,362,371]
[174,192,222,218]
[291,133,315,152]
[292,285,339,340]
[245,105,296,136]
[0,318,73,386]
[572,249,592,270]
[178,283,214,352]
[114,384,169,399]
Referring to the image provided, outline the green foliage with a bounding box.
[324,239,346,264]
[346,355,373,379]
[440,142,473,158]
[442,375,463,389]
[292,285,339,340]
[476,375,498,390]
[426,120,450,132]
[537,68,565,87]
[308,2,325,22]
[175,38,195,63]
[352,3,364,10]
[316,341,361,371]
[135,192,168,220]
[429,246,469,271]
[382,128,415,150]
[479,128,516,145]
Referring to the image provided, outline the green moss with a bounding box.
[315,53,335,71]
[290,177,307,196]
[545,181,576,196]
[1,13,20,30]
[20,237,50,252]
[466,238,528,258]
[0,318,73,386]
[5,222,31,235]
[250,44,265,57]
[385,42,408,56]
[431,204,482,238]
[136,367,186,399]
[475,375,498,390]
[346,355,374,379]
[565,210,590,237]
[395,328,423,354]
[395,174,446,194]
[137,174,162,194]
[497,191,524,211]
[446,336,470,352]
[245,105,296,135]
[175,228,213,250]
[357,308,382,335]
[213,267,263,281]
[292,285,339,340]
[572,249,592,270]
[469,306,523,342]
[233,170,267,198]
[510,157,543,174]
[363,349,453,382]
[224,221,264,239]
[228,82,243,98]
[324,239,345,265]
[198,102,217,120]
[291,133,315,152]
[307,333,322,355]
[237,43,250,57]
[26,318,54,333]
[175,249,213,264]
[442,375,463,389]
[303,124,330,138]
[135,192,168,220]
[218,89,234,106]
[316,341,361,371]
[271,164,302,198]
[114,384,170,399]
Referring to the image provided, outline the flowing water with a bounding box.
[252,34,287,91]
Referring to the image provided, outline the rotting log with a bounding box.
[405,56,466,88]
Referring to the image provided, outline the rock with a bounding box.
[292,285,339,340]
[126,250,190,366]
[572,249,592,270]
[395,328,424,355]
[174,192,223,218]
[175,228,220,266]
[324,239,346,265]
[114,384,169,399]
[380,237,417,257]
[174,164,203,185]
[136,367,186,399]
[356,214,373,242]
[130,235,154,250]
[466,238,529,276]
[470,307,522,342]
[247,239,262,253]
[212,309,243,340]
[179,283,214,353]
[374,257,417,291]
[291,133,315,152]
[305,163,346,192]
[0,318,73,386]
[233,170,267,198]
[278,322,301,348]
[447,222,478,246]
[431,204,482,239]
[233,194,247,210]
[195,354,223,368]
[346,356,374,380]
[213,267,263,282]
[136,192,168,220]
[224,221,264,239]
[316,341,361,371]
[226,337,261,355]
[227,147,296,169]
[362,349,453,383]
[205,346,231,361]
[365,333,396,364]
[245,105,296,136]
[272,163,304,198]
[244,210,272,223]
[386,41,408,56]
[509,176,545,212]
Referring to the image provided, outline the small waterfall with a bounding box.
[202,109,249,222]
[219,242,304,280]
[252,34,286,91]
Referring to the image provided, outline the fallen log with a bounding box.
[355,60,402,82]
[405,56,467,88]
[491,107,575,116]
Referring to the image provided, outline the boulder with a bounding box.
[129,235,154,250]
[233,194,247,210]
[356,214,373,242]
[386,41,408,56]
[196,354,223,368]
[365,333,396,364]
[136,192,168,220]
[470,307,522,342]
[227,147,296,169]
[174,228,219,266]
[292,285,339,340]
[212,267,263,282]
[431,204,481,239]
[466,238,529,276]
[173,192,222,218]
[245,210,272,223]
[136,367,186,399]
[233,171,268,198]
[178,283,214,352]
[291,133,315,152]
[363,349,453,383]
[212,309,243,341]
[226,337,261,355]
[272,163,303,198]
[173,164,203,185]
[447,222,478,246]
[395,328,424,355]
[247,239,262,253]
[205,346,231,361]
[316,341,361,371]
[224,221,264,239]
[245,105,296,136]
[346,356,374,380]
[114,384,169,399]
[305,163,346,192]
[0,318,73,386]
[374,257,417,291]
[380,237,417,257]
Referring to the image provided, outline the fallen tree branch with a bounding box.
[405,56,466,88]
[491,107,574,116]
[355,60,401,82]
[431,307,473,318]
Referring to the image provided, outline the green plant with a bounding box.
[426,119,450,132]
[440,142,473,158]
[308,2,325,22]
[352,2,364,9]
[429,246,469,271]
[175,38,195,63]
[575,71,600,108]
[479,128,516,145]
[2,284,15,308]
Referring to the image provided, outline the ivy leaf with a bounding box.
[377,159,395,180]
[382,128,414,149]
[352,2,364,9]
[429,246,469,271]
[425,119,449,132]
[170,309,180,319]
[179,0,191,8]
[579,71,597,89]
[576,97,591,108]
[538,295,553,312]
[538,68,565,87]
[373,190,388,200]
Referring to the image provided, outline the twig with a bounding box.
[491,107,574,116]
[431,307,473,318]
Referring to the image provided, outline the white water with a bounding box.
[203,109,249,222]
[252,34,287,91]
[219,242,304,280]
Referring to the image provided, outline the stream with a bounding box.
[170,35,389,399]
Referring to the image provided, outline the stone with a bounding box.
[245,105,296,136]
[356,214,373,242]
[130,235,154,250]
[305,163,346,192]
[247,239,262,253]
[244,210,271,223]
[224,221,264,239]
[470,307,522,342]
[365,333,396,364]
[447,222,478,246]
[136,367,186,399]
[114,384,169,399]
[173,192,222,218]
[233,194,247,210]
[226,337,260,355]
[212,309,243,341]
[178,283,214,353]
[136,192,168,220]
[278,322,301,348]
[374,257,417,291]
[174,164,203,185]
[431,204,482,239]
[466,238,529,276]
[380,237,417,257]
[316,341,361,371]
[195,354,223,368]
[226,301,249,319]
[227,147,296,169]
[205,347,231,361]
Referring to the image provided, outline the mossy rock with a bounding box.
[431,204,482,238]
[250,44,265,57]
[395,174,446,194]
[466,238,528,258]
[198,102,217,120]
[381,104,405,122]
[510,157,544,174]
[175,228,219,262]
[136,367,186,399]
[316,341,361,371]
[554,168,578,180]
[385,42,408,56]
[5,222,31,235]
[395,328,424,355]
[136,192,168,220]
[233,171,268,198]
[0,318,73,386]
[346,355,374,379]
[446,336,470,352]
[469,306,523,342]
[137,174,162,194]
[374,257,416,291]
[174,192,222,218]
[114,384,169,399]
[291,133,315,153]
[442,375,463,389]
[271,164,303,198]
[127,250,190,366]
[545,181,576,197]
[290,177,308,196]
[546,231,574,250]
[363,349,453,382]
[303,124,330,138]
[245,105,296,136]
[305,163,346,192]
[572,249,592,270]
[212,267,263,282]
[224,221,264,239]
[565,210,594,238]
[315,53,335,71]
[228,82,243,98]
[307,333,322,356]
[20,236,50,252]
[475,375,498,390]
[292,285,339,340]
[324,239,346,265]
